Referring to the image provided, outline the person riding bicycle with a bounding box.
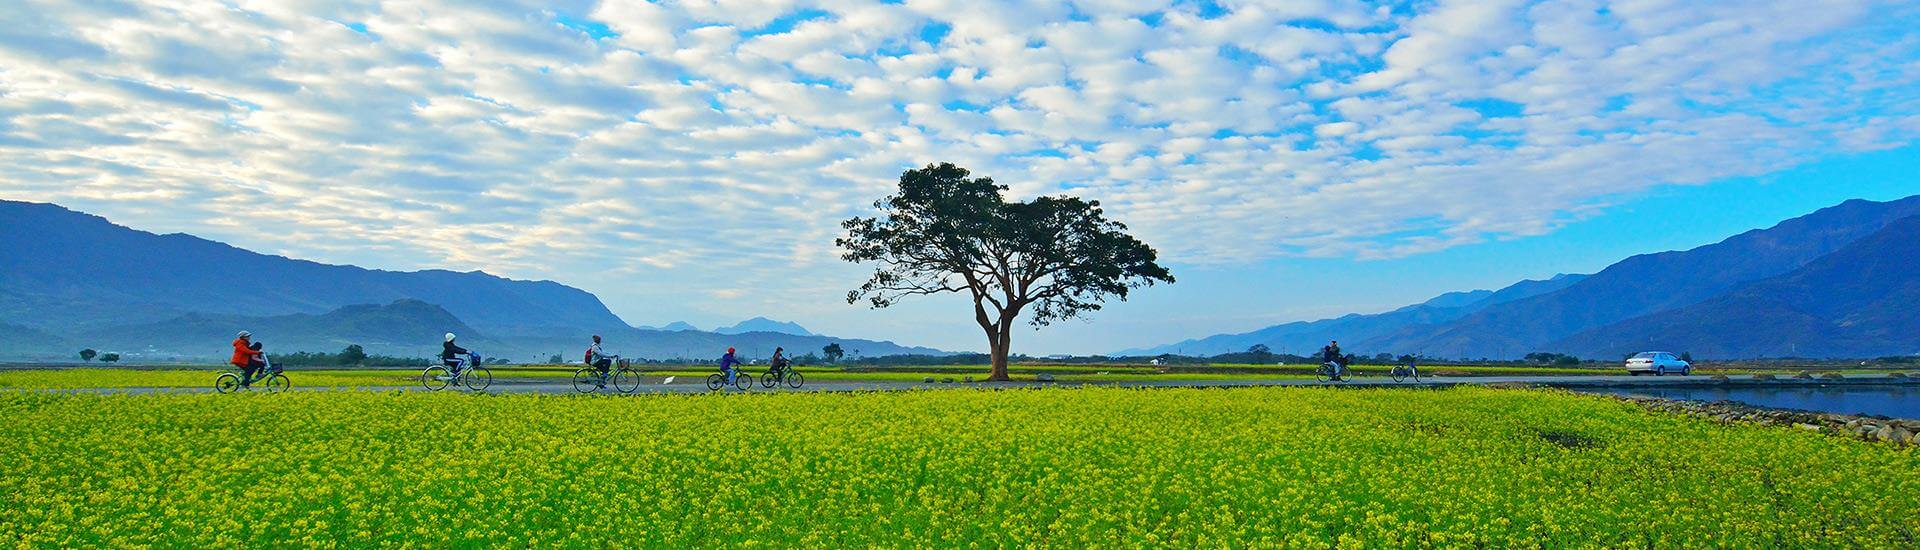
[231,331,265,387]
[586,334,617,373]
[1320,340,1345,381]
[585,335,618,387]
[719,347,743,388]
[768,347,789,377]
[442,333,471,374]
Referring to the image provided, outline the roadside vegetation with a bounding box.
[2,387,1913,546]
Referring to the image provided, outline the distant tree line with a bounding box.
[271,345,508,367]
[76,348,120,363]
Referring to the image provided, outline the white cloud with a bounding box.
[1,0,1917,350]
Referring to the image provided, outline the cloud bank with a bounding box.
[2,0,1917,341]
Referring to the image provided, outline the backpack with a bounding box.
[584,347,594,364]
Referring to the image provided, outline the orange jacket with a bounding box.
[231,338,261,367]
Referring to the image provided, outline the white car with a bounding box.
[1625,352,1690,376]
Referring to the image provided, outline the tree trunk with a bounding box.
[987,338,1011,382]
[985,316,1016,382]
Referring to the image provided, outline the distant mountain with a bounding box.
[714,317,813,336]
[0,322,67,359]
[1551,214,1920,359]
[82,299,486,359]
[0,200,626,336]
[1120,274,1587,356]
[0,200,954,362]
[640,321,700,332]
[500,327,943,364]
[1358,196,1920,358]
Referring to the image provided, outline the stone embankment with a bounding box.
[1614,394,1918,446]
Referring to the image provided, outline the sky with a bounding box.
[2,0,1918,355]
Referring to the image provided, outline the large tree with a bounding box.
[839,163,1173,381]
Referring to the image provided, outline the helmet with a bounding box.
[727,347,735,354]
[445,332,457,342]
[592,334,601,343]
[237,330,251,339]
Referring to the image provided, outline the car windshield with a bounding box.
[1631,352,1659,359]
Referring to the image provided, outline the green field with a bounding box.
[1,387,1913,546]
[0,363,1609,390]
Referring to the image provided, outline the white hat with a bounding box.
[237,330,251,339]
[445,332,456,342]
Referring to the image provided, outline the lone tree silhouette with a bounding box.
[839,163,1173,382]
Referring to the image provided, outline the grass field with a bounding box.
[1,387,1913,546]
[0,363,1904,390]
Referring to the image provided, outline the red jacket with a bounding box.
[231,338,261,367]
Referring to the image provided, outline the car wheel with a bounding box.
[1656,366,1666,376]
[1681,366,1691,376]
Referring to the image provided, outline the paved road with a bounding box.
[40,373,1917,396]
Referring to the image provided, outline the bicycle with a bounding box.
[1314,362,1350,384]
[759,362,805,389]
[575,357,641,394]
[422,352,493,391]
[706,367,753,391]
[216,355,288,394]
[1391,361,1421,383]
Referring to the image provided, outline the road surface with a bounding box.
[30,373,1916,396]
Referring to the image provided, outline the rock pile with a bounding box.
[1616,395,1917,446]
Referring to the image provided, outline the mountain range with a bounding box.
[1129,195,1920,360]
[713,317,813,336]
[0,200,946,362]
[1119,274,1588,356]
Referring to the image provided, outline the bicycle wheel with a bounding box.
[464,367,492,391]
[786,371,804,389]
[760,371,778,388]
[265,374,289,393]
[612,368,641,394]
[573,368,602,394]
[421,366,451,391]
[1391,367,1408,383]
[706,374,725,391]
[215,373,241,394]
[732,373,753,391]
[1315,364,1331,383]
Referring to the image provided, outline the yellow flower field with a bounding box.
[1,387,1914,547]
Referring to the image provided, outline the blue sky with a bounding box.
[1,0,1917,354]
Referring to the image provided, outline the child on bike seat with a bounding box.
[232,331,264,386]
[244,340,268,386]
[770,347,788,376]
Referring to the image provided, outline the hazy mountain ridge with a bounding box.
[714,317,812,336]
[1120,273,1588,356]
[1356,196,1920,358]
[0,200,626,335]
[83,300,486,360]
[0,200,950,361]
[1549,214,1920,359]
[1125,196,1920,360]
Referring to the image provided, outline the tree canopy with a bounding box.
[839,163,1172,380]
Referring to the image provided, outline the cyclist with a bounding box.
[231,331,265,387]
[442,333,471,375]
[585,334,617,388]
[768,347,788,378]
[1320,340,1345,381]
[718,347,743,388]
